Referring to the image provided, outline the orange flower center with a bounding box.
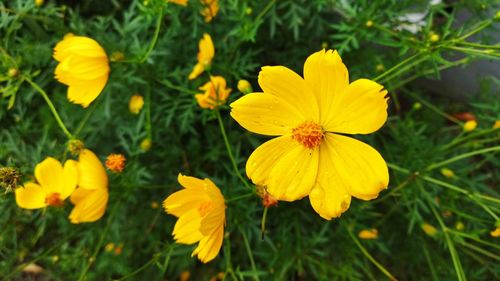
[198,201,214,217]
[45,193,63,207]
[105,154,126,173]
[292,121,324,149]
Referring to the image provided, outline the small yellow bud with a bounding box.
[375,64,385,72]
[440,168,455,178]
[495,11,500,21]
[35,0,44,7]
[491,227,500,237]
[105,154,126,173]
[455,222,464,231]
[7,68,18,77]
[180,271,191,281]
[105,243,115,252]
[429,32,440,42]
[110,51,125,62]
[358,228,378,240]
[150,201,159,209]
[140,138,152,151]
[68,139,85,156]
[463,120,477,132]
[321,42,328,49]
[245,7,253,15]
[422,223,438,236]
[365,20,374,27]
[129,94,144,114]
[51,255,59,263]
[412,102,422,110]
[237,79,252,94]
[493,120,500,129]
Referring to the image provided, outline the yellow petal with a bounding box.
[258,66,319,121]
[15,182,47,209]
[66,75,108,108]
[230,93,304,136]
[198,33,214,64]
[78,149,108,190]
[60,159,78,200]
[163,189,209,217]
[326,134,389,200]
[177,174,206,190]
[34,157,64,196]
[192,224,224,263]
[172,209,204,244]
[303,49,349,124]
[245,135,298,186]
[309,136,351,220]
[324,79,389,134]
[188,63,205,80]
[53,36,107,62]
[267,145,319,201]
[69,187,109,223]
[199,203,225,236]
[55,55,109,82]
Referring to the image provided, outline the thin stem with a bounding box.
[226,192,254,203]
[426,146,500,171]
[260,207,268,240]
[214,109,253,191]
[404,90,461,124]
[373,51,423,83]
[139,10,164,63]
[24,76,73,139]
[440,127,500,151]
[457,19,493,41]
[240,228,259,281]
[344,223,397,281]
[145,84,152,140]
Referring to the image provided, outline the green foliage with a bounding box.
[1,0,500,280]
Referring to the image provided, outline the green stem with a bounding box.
[344,223,397,281]
[139,10,164,63]
[456,41,500,50]
[240,228,259,281]
[404,89,461,124]
[261,207,268,240]
[24,76,73,139]
[440,127,500,151]
[214,109,253,191]
[373,51,423,83]
[145,84,152,140]
[426,146,500,171]
[226,192,254,203]
[445,46,500,59]
[457,19,493,41]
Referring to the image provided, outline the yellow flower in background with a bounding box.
[490,227,500,237]
[358,228,379,240]
[230,49,389,220]
[493,120,500,129]
[440,168,455,178]
[463,120,477,132]
[15,158,77,209]
[168,0,188,6]
[237,79,252,94]
[189,33,214,80]
[422,222,438,236]
[105,153,126,173]
[195,76,231,109]
[129,94,144,114]
[53,35,110,108]
[200,0,219,22]
[35,0,44,7]
[69,149,109,224]
[163,174,226,263]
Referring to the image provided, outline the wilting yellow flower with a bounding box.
[237,79,252,94]
[105,154,126,173]
[491,227,500,237]
[15,157,77,209]
[493,120,500,129]
[163,174,226,263]
[189,33,214,80]
[53,35,110,108]
[195,76,231,109]
[422,222,438,236]
[358,228,379,240]
[463,120,477,132]
[440,168,455,178]
[200,0,219,22]
[129,94,144,114]
[69,149,109,224]
[168,0,188,6]
[230,49,389,220]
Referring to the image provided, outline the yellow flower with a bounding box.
[168,0,188,6]
[189,33,214,80]
[53,35,110,108]
[230,49,389,220]
[358,228,378,240]
[195,76,231,109]
[491,227,500,237]
[129,94,144,114]
[15,157,77,209]
[429,31,440,42]
[105,154,126,173]
[163,174,226,263]
[463,120,477,132]
[200,0,219,22]
[69,149,109,224]
[493,120,500,129]
[35,0,44,7]
[237,79,252,94]
[422,222,438,236]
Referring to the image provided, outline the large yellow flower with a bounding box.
[15,157,78,209]
[163,174,226,263]
[69,149,109,224]
[195,76,231,109]
[53,35,110,108]
[189,33,214,80]
[230,49,389,220]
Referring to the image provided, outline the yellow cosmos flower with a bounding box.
[168,0,188,6]
[129,94,144,114]
[200,0,219,22]
[53,35,110,108]
[189,33,214,80]
[15,157,77,209]
[69,149,109,224]
[195,76,231,109]
[230,49,389,220]
[163,174,226,263]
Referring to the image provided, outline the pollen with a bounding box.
[292,121,324,149]
[45,193,63,207]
